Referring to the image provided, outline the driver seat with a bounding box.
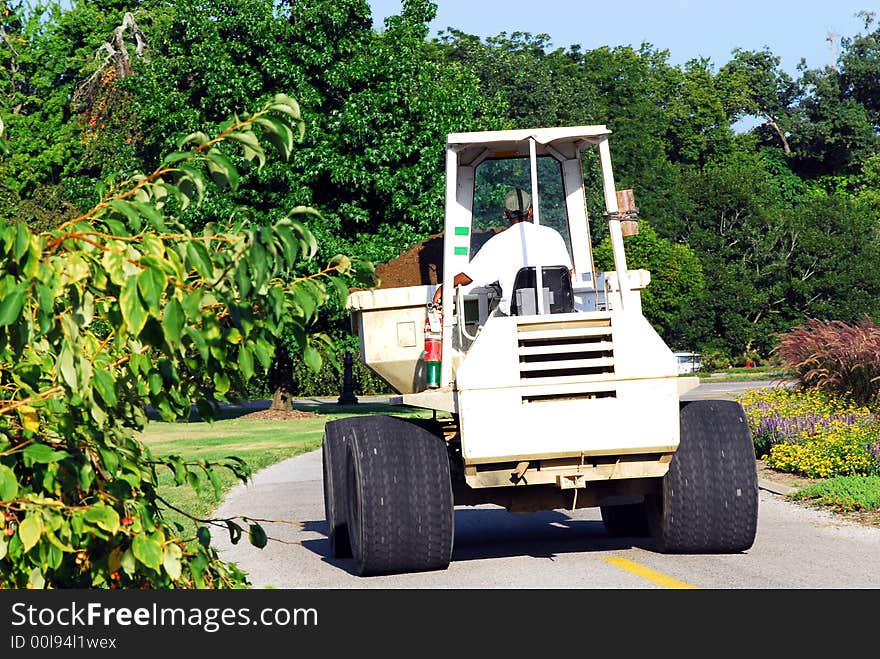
[510,265,574,316]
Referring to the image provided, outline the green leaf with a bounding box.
[98,448,119,475]
[330,276,351,304]
[228,130,266,168]
[205,466,222,499]
[249,522,268,549]
[162,297,185,348]
[93,368,118,407]
[162,151,192,166]
[44,529,75,553]
[226,520,243,545]
[177,164,207,205]
[205,150,240,191]
[108,200,142,231]
[303,343,322,373]
[181,288,203,320]
[137,265,166,310]
[186,241,213,280]
[0,465,18,500]
[163,543,182,580]
[14,222,30,260]
[27,568,44,590]
[57,346,78,390]
[213,371,230,395]
[23,444,67,464]
[0,537,7,560]
[237,347,254,381]
[252,337,275,369]
[0,283,25,326]
[227,129,260,151]
[120,547,136,576]
[132,201,166,232]
[120,277,148,335]
[84,504,120,534]
[178,131,209,148]
[171,459,186,486]
[148,370,163,396]
[19,514,42,551]
[132,534,163,570]
[269,94,301,119]
[255,116,294,159]
[185,326,209,362]
[196,526,211,548]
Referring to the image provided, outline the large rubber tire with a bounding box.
[600,500,650,537]
[322,417,358,558]
[345,415,454,577]
[648,399,759,553]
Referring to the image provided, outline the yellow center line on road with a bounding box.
[604,557,698,589]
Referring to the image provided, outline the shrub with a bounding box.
[773,317,880,406]
[0,95,372,588]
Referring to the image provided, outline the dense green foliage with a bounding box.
[4,0,880,371]
[0,94,370,587]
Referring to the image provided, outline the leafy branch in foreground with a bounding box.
[0,93,373,588]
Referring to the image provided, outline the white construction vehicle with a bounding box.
[323,126,758,576]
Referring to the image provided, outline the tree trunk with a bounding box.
[267,342,294,411]
[766,118,791,155]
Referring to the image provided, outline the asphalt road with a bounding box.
[210,378,880,589]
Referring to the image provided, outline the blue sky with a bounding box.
[367,0,875,76]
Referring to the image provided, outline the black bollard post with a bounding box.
[337,351,358,405]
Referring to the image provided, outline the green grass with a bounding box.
[702,367,794,382]
[790,475,880,512]
[138,402,437,539]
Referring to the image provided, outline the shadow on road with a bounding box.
[300,507,655,574]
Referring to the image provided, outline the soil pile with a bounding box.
[373,229,502,289]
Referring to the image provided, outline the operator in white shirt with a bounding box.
[433,187,573,315]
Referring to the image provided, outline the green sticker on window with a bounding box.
[454,246,468,256]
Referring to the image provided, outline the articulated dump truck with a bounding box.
[323,126,758,576]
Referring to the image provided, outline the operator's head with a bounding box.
[503,188,532,223]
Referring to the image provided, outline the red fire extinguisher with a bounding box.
[424,302,442,389]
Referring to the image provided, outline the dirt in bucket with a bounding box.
[372,229,503,289]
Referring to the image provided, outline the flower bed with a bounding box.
[738,387,880,478]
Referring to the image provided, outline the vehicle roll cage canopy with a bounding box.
[440,126,637,387]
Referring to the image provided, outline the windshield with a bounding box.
[471,155,572,258]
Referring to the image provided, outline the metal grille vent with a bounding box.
[516,317,616,402]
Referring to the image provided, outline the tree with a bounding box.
[716,48,800,154]
[0,0,146,226]
[678,150,797,356]
[839,13,880,131]
[787,63,878,178]
[0,94,371,588]
[593,221,706,349]
[109,0,501,406]
[431,28,598,129]
[575,43,692,238]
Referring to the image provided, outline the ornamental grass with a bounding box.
[773,316,880,407]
